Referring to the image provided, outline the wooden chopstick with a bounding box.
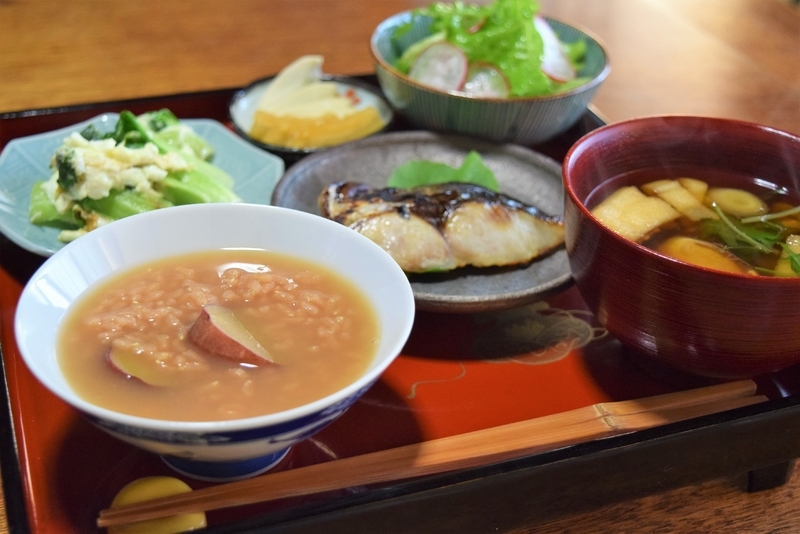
[97,380,763,528]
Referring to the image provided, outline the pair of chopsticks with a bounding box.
[97,379,764,529]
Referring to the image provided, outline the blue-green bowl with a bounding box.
[370,11,610,145]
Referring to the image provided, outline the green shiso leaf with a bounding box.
[387,150,499,191]
[453,150,498,189]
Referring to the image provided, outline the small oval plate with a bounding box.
[229,75,394,163]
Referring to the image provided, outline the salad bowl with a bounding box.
[370,9,610,145]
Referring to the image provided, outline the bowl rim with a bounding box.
[369,10,611,103]
[228,74,395,157]
[562,114,800,284]
[14,203,416,433]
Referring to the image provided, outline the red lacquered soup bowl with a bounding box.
[563,115,800,379]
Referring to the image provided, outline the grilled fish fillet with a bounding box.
[318,181,565,273]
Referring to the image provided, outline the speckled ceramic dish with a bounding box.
[271,131,571,313]
[229,75,394,163]
[370,11,610,145]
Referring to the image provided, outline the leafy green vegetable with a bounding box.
[138,108,181,132]
[54,149,79,191]
[78,109,217,162]
[455,151,499,188]
[79,188,172,220]
[116,110,236,191]
[387,150,499,191]
[29,108,240,243]
[563,40,587,67]
[701,204,783,254]
[29,182,82,229]
[159,170,240,204]
[696,204,793,273]
[139,109,216,161]
[780,243,800,274]
[395,0,586,97]
[78,123,108,141]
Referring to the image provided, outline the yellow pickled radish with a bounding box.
[108,476,206,534]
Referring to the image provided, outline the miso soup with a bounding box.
[58,249,381,421]
[588,169,800,276]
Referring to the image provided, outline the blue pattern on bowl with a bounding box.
[162,450,290,482]
[82,383,372,480]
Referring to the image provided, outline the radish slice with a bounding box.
[534,15,576,82]
[460,62,510,98]
[408,42,468,92]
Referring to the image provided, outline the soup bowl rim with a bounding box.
[562,114,800,285]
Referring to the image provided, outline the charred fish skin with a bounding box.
[319,182,458,272]
[318,181,565,273]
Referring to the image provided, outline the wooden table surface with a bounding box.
[0,0,799,532]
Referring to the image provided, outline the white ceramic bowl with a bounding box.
[14,203,415,481]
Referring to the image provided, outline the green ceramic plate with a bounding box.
[0,113,285,256]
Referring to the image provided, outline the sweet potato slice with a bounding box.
[188,305,273,365]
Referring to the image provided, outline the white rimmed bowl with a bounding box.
[14,203,415,481]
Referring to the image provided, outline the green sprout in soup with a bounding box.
[591,177,800,277]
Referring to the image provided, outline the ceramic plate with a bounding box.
[229,75,394,162]
[271,131,572,313]
[0,113,285,256]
